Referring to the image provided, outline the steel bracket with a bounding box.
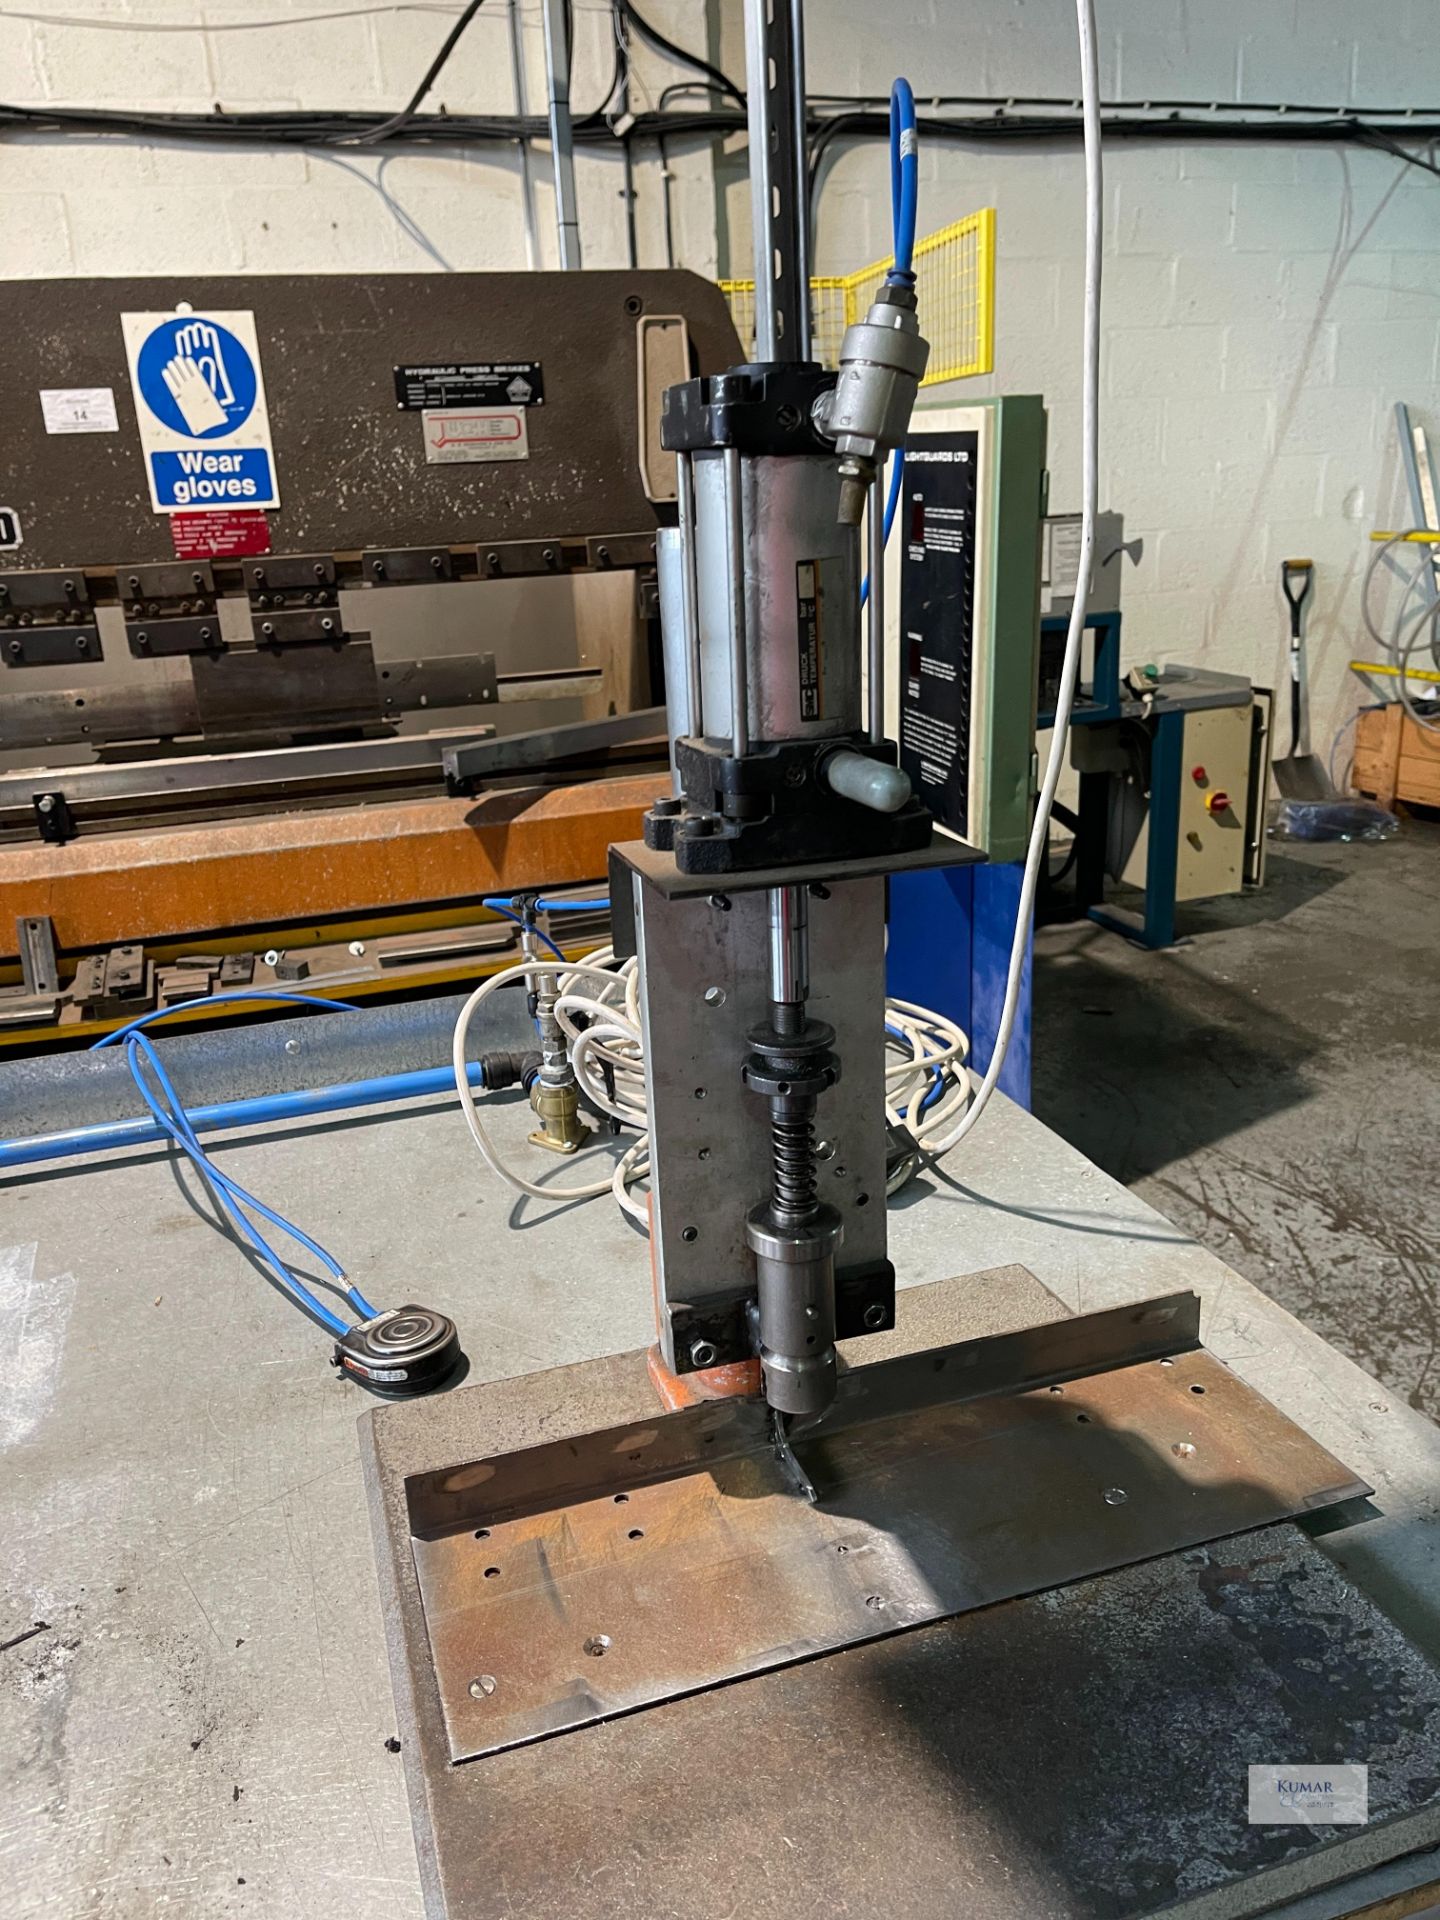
[363,547,456,585]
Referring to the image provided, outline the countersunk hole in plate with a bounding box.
[1049,1385,1064,1394]
[483,1566,500,1579]
[681,1226,698,1243]
[627,1528,644,1540]
[474,1527,491,1539]
[613,1493,629,1504]
[694,1087,707,1100]
[1190,1384,1206,1395]
[856,1193,869,1207]
[1075,1413,1091,1424]
[1160,1357,1175,1368]
[584,1634,611,1657]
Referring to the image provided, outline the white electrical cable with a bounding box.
[453,946,976,1220]
[451,953,642,1202]
[942,0,1103,1149]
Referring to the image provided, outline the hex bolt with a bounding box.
[312,563,326,578]
[485,551,500,572]
[8,639,21,656]
[863,1303,886,1330]
[320,617,335,633]
[429,554,443,571]
[75,636,88,651]
[136,632,150,648]
[371,560,385,577]
[689,1339,718,1369]
[37,794,55,812]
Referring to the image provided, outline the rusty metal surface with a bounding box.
[403,1293,1368,1764]
[1,271,740,569]
[0,773,665,950]
[360,1270,1439,1920]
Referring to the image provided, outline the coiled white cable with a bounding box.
[452,946,975,1221]
[1360,531,1440,735]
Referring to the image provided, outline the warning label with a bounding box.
[171,509,271,560]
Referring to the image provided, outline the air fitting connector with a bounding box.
[528,1077,591,1155]
[813,280,930,524]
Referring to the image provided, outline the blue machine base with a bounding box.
[886,860,1031,1109]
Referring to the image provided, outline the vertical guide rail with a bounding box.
[867,475,885,742]
[541,0,582,270]
[676,451,704,740]
[724,446,750,757]
[745,0,809,362]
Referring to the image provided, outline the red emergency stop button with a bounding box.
[1206,789,1230,815]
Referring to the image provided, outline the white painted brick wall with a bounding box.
[740,0,1440,759]
[3,0,1437,768]
[0,0,722,277]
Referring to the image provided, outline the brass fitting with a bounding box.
[528,1078,591,1156]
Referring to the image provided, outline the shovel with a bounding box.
[1272,557,1337,802]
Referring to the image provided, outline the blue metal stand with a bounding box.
[886,861,1032,1108]
[1086,706,1185,951]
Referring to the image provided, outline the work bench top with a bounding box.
[2,1087,1438,1919]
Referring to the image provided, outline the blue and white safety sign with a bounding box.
[121,307,281,514]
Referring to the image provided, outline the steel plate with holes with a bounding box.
[403,1292,1368,1763]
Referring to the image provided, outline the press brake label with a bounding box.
[796,559,824,720]
[393,362,545,410]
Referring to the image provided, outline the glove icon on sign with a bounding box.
[162,355,230,435]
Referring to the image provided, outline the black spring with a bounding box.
[770,1111,817,1221]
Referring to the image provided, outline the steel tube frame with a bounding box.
[744,0,809,363]
[541,0,582,270]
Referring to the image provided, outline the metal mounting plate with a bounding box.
[612,832,983,898]
[402,1291,1367,1765]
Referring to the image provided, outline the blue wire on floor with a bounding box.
[97,986,379,1334]
[92,987,357,1051]
[125,1030,378,1333]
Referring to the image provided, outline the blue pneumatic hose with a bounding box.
[860,76,920,609]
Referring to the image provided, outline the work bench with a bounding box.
[3,1086,1438,1919]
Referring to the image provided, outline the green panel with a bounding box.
[979,393,1046,862]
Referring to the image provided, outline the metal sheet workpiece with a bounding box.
[355,1269,1433,1920]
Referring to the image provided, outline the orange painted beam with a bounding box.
[0,775,664,954]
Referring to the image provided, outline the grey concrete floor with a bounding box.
[1033,816,1440,1423]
